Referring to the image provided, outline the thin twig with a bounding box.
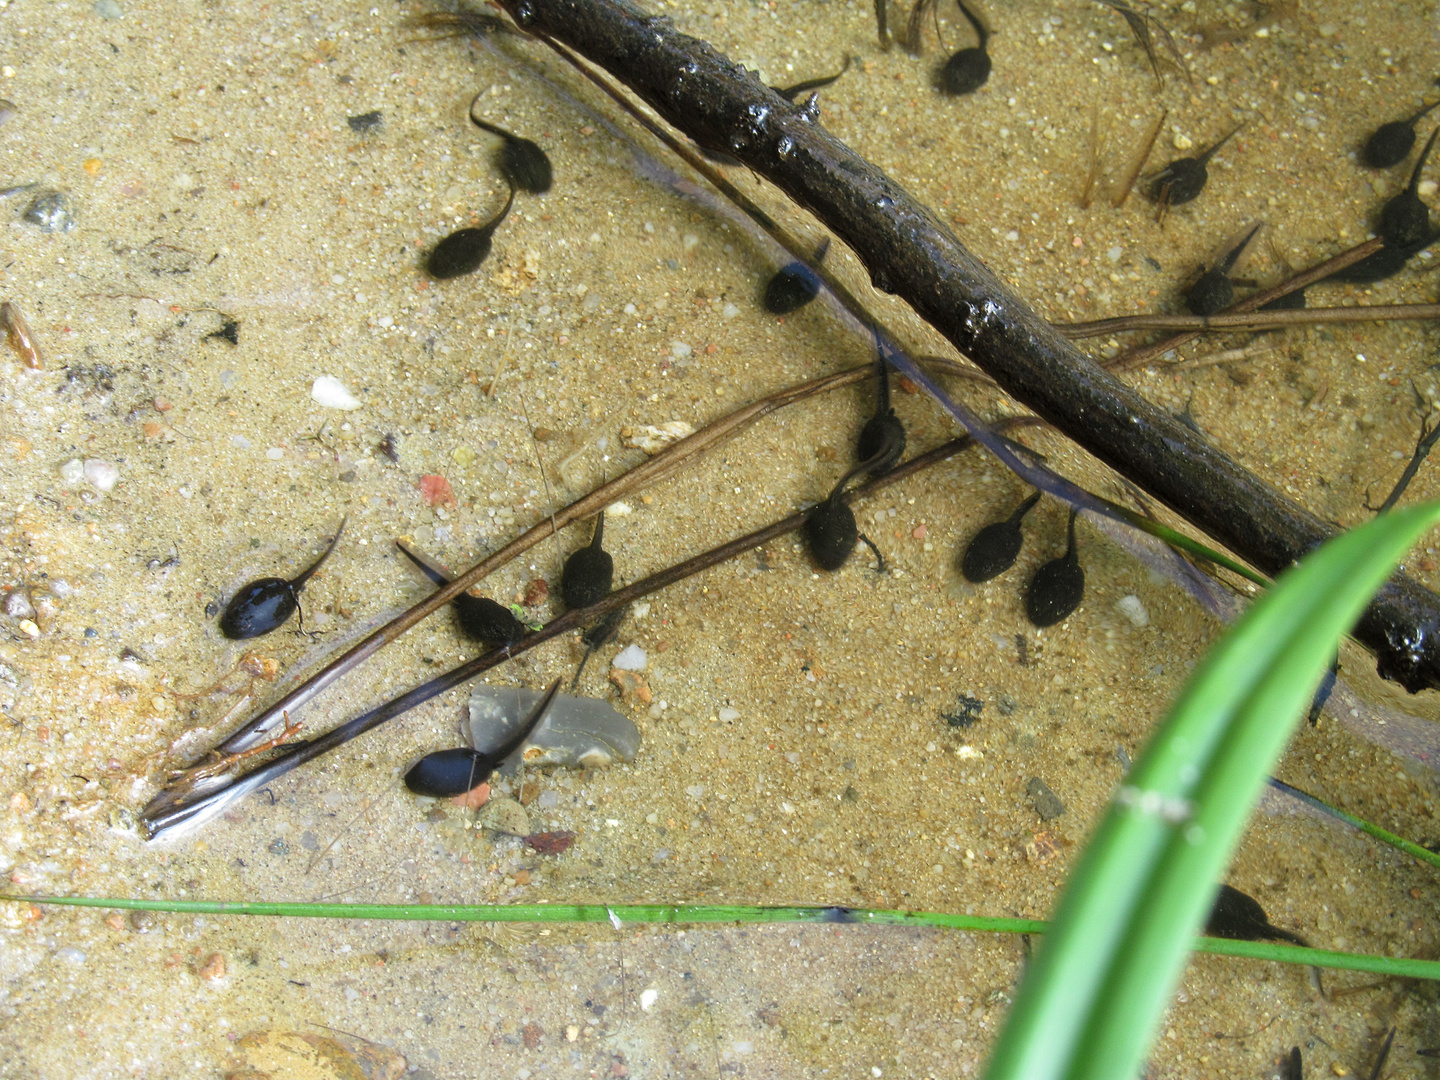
[1106,239,1384,370]
[143,425,1037,838]
[1059,302,1440,339]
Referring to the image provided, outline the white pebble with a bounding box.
[717,707,740,723]
[266,447,285,460]
[83,459,119,492]
[311,375,362,410]
[58,458,84,485]
[640,988,659,1012]
[17,619,39,639]
[231,434,251,450]
[721,302,740,319]
[670,340,692,358]
[612,644,647,671]
[1116,594,1150,628]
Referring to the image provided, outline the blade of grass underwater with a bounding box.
[982,499,1440,1080]
[6,894,1440,980]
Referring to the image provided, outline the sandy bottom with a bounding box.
[1,0,1439,1077]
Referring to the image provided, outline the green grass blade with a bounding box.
[6,894,1440,980]
[982,500,1440,1080]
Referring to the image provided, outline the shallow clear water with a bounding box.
[1,0,1438,1076]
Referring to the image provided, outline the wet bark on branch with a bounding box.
[495,0,1440,693]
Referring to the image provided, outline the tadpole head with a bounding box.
[219,578,298,639]
[500,137,553,194]
[427,227,495,279]
[805,496,858,571]
[404,747,489,797]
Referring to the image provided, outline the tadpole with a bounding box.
[1024,508,1083,627]
[774,56,851,102]
[939,0,992,97]
[396,540,526,649]
[804,446,890,573]
[426,182,516,280]
[1378,126,1438,248]
[467,95,553,194]
[219,518,346,640]
[961,490,1039,583]
[855,353,906,477]
[1281,1047,1301,1080]
[404,677,560,797]
[1150,125,1240,209]
[561,511,614,610]
[1204,883,1309,946]
[764,237,830,314]
[1186,222,1263,316]
[1363,97,1440,169]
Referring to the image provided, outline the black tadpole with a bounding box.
[426,182,516,280]
[1024,508,1083,627]
[804,444,892,572]
[404,677,561,797]
[962,490,1039,583]
[1325,232,1435,283]
[855,353,906,477]
[561,511,614,610]
[774,56,851,102]
[764,236,830,314]
[1186,222,1263,316]
[1379,126,1439,248]
[1150,125,1240,208]
[939,0,992,96]
[1281,1047,1302,1080]
[396,540,526,648]
[219,518,346,640]
[1204,883,1309,946]
[1363,98,1440,169]
[467,96,553,194]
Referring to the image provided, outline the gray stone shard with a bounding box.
[468,686,641,775]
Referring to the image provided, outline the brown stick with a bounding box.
[490,0,1440,693]
[1105,239,1383,370]
[1059,302,1440,340]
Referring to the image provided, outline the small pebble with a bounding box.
[16,619,39,639]
[717,706,740,722]
[1025,777,1066,820]
[311,375,362,410]
[59,458,84,485]
[22,190,73,232]
[478,796,530,837]
[640,989,659,1011]
[610,668,653,705]
[611,644,647,671]
[83,458,119,492]
[198,952,226,980]
[346,109,383,133]
[621,421,694,455]
[93,0,123,17]
[1116,594,1150,628]
[56,946,87,964]
[3,591,35,619]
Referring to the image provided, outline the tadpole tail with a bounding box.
[956,0,987,45]
[479,677,562,766]
[487,181,518,231]
[1407,126,1440,192]
[589,510,606,552]
[774,56,851,101]
[396,539,455,587]
[1197,124,1242,165]
[1008,490,1042,526]
[466,96,520,142]
[1217,222,1265,276]
[290,516,348,591]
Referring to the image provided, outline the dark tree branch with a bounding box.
[494,0,1440,693]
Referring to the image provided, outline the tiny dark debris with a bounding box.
[347,109,383,133]
[205,318,239,346]
[267,837,290,856]
[941,693,984,728]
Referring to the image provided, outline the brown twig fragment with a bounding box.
[1058,301,1440,339]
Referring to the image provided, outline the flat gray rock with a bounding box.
[1025,776,1066,821]
[468,686,641,775]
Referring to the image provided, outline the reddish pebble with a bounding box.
[526,830,577,855]
[153,397,172,412]
[417,474,456,507]
[522,1022,544,1050]
[897,376,920,394]
[198,952,226,980]
[450,782,491,809]
[513,868,532,885]
[524,577,549,605]
[912,524,928,540]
